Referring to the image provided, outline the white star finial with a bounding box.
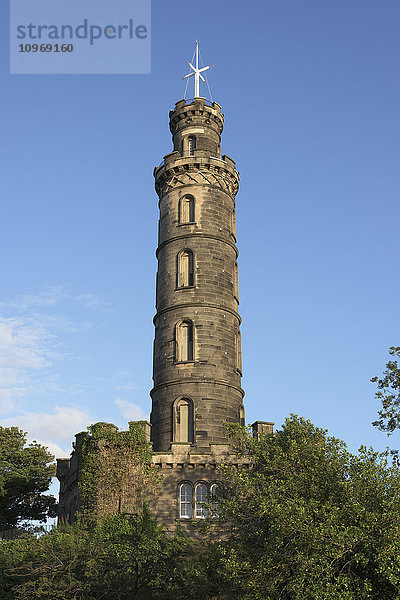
[183,41,214,98]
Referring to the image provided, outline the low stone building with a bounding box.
[57,419,273,531]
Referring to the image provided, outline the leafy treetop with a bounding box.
[372,346,400,435]
[214,415,400,599]
[0,426,56,529]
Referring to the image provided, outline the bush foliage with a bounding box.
[2,416,400,599]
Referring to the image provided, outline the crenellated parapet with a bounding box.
[169,98,224,156]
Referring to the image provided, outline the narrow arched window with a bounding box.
[239,405,245,427]
[234,262,239,302]
[177,250,194,288]
[236,330,242,374]
[173,397,194,443]
[180,483,192,518]
[195,483,207,519]
[176,320,194,362]
[182,321,193,360]
[188,136,196,156]
[210,483,219,517]
[179,195,195,224]
[231,209,237,241]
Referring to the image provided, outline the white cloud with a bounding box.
[0,287,108,415]
[0,317,51,370]
[115,384,139,391]
[74,293,108,310]
[38,440,72,459]
[1,406,90,444]
[0,388,20,414]
[0,287,65,311]
[0,316,53,414]
[1,406,91,458]
[115,398,148,422]
[1,287,107,313]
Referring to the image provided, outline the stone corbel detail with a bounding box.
[155,167,239,198]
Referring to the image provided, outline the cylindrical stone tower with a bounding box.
[150,97,244,453]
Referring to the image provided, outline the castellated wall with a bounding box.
[56,420,265,534]
[57,422,160,523]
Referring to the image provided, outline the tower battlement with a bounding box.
[166,97,225,162]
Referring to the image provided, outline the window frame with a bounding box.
[236,329,242,374]
[177,482,220,520]
[179,195,195,225]
[239,405,245,427]
[233,261,239,303]
[175,319,194,363]
[210,483,219,517]
[172,397,194,443]
[179,483,193,519]
[187,135,196,156]
[176,250,194,289]
[231,208,237,241]
[195,483,208,519]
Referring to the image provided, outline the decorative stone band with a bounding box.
[152,455,252,469]
[150,377,245,399]
[154,155,239,198]
[156,232,239,259]
[153,302,242,325]
[152,459,252,469]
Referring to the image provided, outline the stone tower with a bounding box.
[150,96,245,453]
[57,67,273,530]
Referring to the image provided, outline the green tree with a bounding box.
[3,418,400,600]
[0,426,56,529]
[372,346,400,435]
[211,416,400,600]
[0,508,186,600]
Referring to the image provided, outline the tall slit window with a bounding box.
[210,483,219,517]
[236,330,242,374]
[239,405,245,427]
[234,262,239,302]
[180,483,192,518]
[179,195,195,224]
[176,320,194,362]
[195,483,207,519]
[173,397,194,443]
[177,250,194,288]
[231,209,237,241]
[188,136,196,156]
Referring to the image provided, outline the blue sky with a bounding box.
[1,0,399,464]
